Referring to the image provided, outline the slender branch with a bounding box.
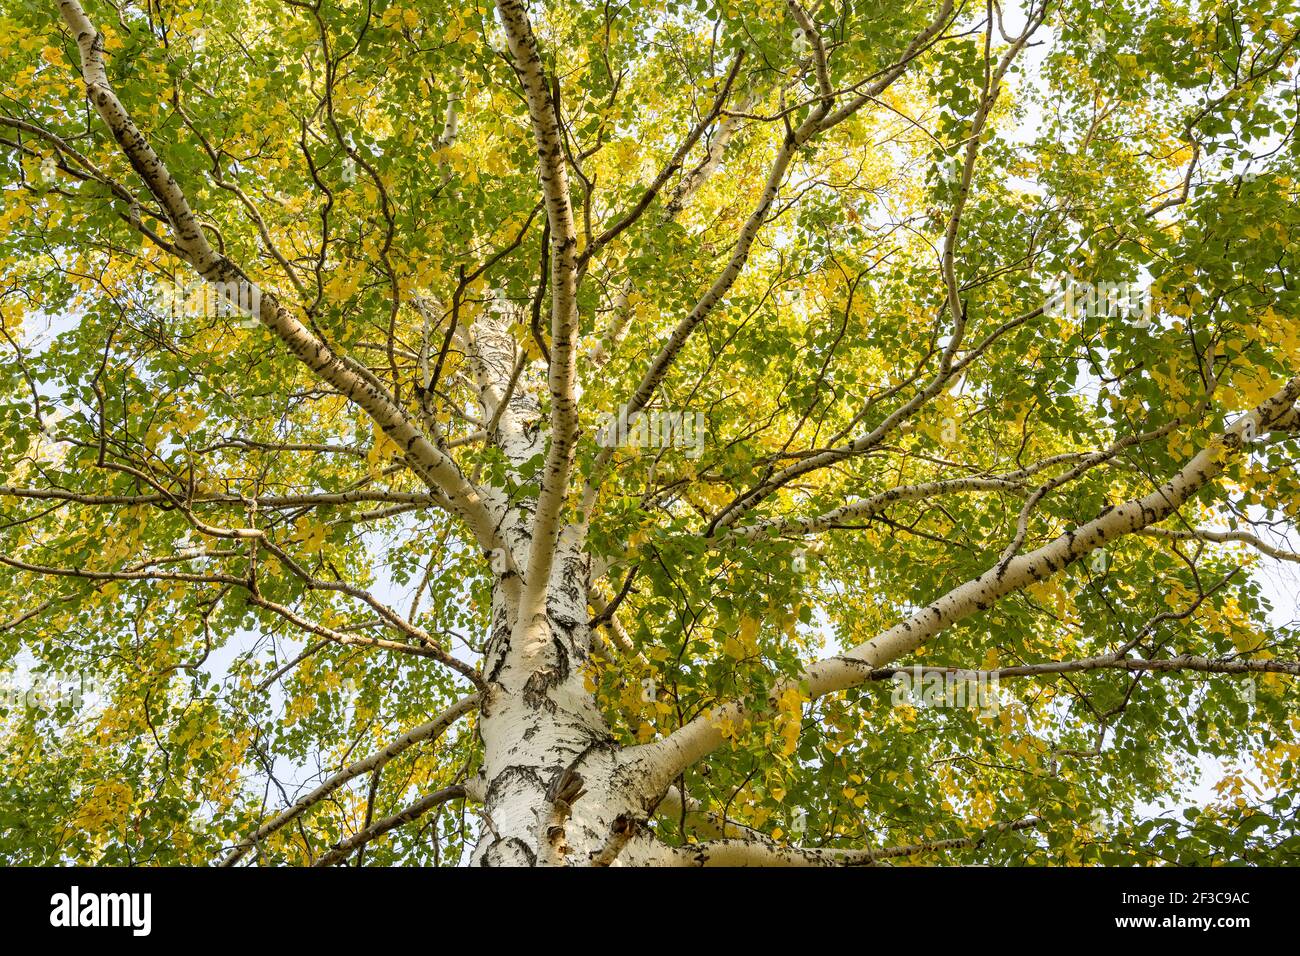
[219,694,477,866]
[314,785,467,867]
[580,51,745,262]
[667,817,1042,866]
[1140,526,1300,564]
[868,656,1300,681]
[0,485,439,509]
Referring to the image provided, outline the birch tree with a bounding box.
[1,0,1298,865]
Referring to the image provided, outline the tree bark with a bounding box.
[471,527,665,866]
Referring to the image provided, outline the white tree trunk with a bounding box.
[471,529,663,865]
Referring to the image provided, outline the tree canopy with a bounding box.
[0,0,1298,866]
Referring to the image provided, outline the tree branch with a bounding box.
[219,694,477,866]
[629,374,1300,795]
[494,0,584,637]
[313,785,468,867]
[55,0,503,557]
[666,817,1042,866]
